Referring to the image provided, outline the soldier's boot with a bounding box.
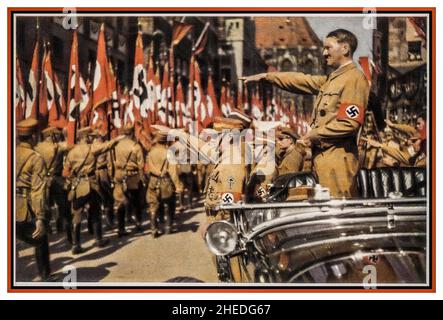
[117,208,129,238]
[71,224,85,255]
[176,192,185,213]
[87,214,94,235]
[65,221,73,245]
[103,208,114,231]
[133,209,143,233]
[93,219,109,248]
[150,211,159,239]
[56,217,64,233]
[35,235,52,281]
[164,205,173,235]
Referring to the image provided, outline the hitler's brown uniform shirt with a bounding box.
[266,63,369,198]
[16,142,47,221]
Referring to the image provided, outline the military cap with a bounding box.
[122,124,135,135]
[17,118,38,136]
[41,126,60,139]
[151,124,170,143]
[213,117,244,132]
[277,127,299,142]
[228,108,252,128]
[77,126,93,139]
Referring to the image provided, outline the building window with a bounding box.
[281,58,293,72]
[408,41,422,61]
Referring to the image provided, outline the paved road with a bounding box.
[15,198,219,284]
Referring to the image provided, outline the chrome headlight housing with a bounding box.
[205,221,238,256]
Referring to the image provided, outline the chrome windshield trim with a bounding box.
[220,197,426,210]
[245,206,426,241]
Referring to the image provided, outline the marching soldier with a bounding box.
[145,126,183,238]
[276,128,305,176]
[16,118,52,281]
[242,29,370,198]
[94,133,116,230]
[34,126,73,244]
[113,124,145,236]
[63,127,123,254]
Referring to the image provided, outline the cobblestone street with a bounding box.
[15,198,218,284]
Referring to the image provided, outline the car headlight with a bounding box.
[205,221,238,256]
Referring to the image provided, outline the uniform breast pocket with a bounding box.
[321,91,341,112]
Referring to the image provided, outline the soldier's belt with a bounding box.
[149,172,164,178]
[16,187,30,197]
[78,172,95,178]
[126,170,139,176]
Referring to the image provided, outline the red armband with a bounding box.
[337,103,365,125]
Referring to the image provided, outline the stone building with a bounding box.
[254,17,325,117]
[373,16,427,125]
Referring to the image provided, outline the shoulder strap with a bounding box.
[45,144,59,173]
[72,145,92,177]
[155,145,170,178]
[123,142,138,172]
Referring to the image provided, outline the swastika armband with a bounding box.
[337,103,365,124]
[220,192,242,204]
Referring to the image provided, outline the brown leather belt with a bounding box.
[16,187,30,197]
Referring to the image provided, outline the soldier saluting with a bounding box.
[15,118,53,281]
[63,127,123,254]
[241,29,369,198]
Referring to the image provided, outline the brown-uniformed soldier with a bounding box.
[242,29,370,198]
[63,127,122,254]
[145,126,183,238]
[385,119,418,138]
[276,128,305,176]
[94,133,115,230]
[364,135,426,167]
[16,118,52,281]
[203,117,250,282]
[360,132,380,169]
[34,126,73,244]
[204,117,247,215]
[113,124,145,236]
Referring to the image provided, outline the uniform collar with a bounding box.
[328,61,356,81]
[18,141,33,149]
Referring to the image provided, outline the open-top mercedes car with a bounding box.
[205,167,427,286]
